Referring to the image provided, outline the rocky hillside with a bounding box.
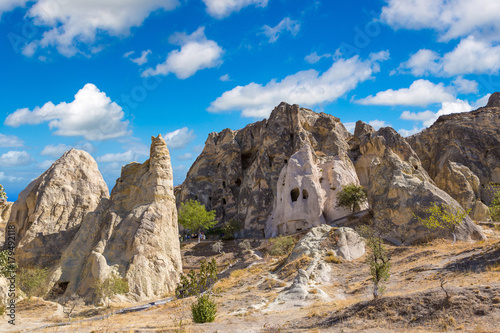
[179,101,492,243]
[408,92,500,221]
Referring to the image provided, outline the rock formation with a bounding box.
[0,200,12,224]
[408,93,500,209]
[178,102,351,237]
[351,123,485,243]
[4,150,109,268]
[50,135,182,301]
[265,145,364,237]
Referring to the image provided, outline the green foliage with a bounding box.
[175,259,218,298]
[0,250,17,278]
[357,225,391,299]
[337,184,367,212]
[269,235,296,256]
[490,185,500,222]
[178,200,217,239]
[191,293,217,323]
[415,203,470,244]
[94,273,129,307]
[238,239,252,251]
[18,267,49,300]
[0,184,6,200]
[221,219,243,240]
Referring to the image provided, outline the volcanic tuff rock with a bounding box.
[177,102,351,237]
[50,135,182,301]
[351,122,485,243]
[4,150,109,268]
[265,145,365,237]
[0,200,12,224]
[408,93,500,206]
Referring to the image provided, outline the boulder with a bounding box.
[4,149,109,268]
[50,135,182,302]
[408,98,500,205]
[435,161,491,221]
[352,123,485,243]
[265,145,364,237]
[178,102,351,237]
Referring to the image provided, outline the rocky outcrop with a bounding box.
[4,150,109,268]
[0,200,12,224]
[408,95,500,206]
[265,145,364,238]
[178,103,351,237]
[50,135,182,301]
[352,123,485,243]
[435,161,491,221]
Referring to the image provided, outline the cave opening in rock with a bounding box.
[222,198,226,205]
[291,188,300,202]
[241,152,254,171]
[302,189,309,199]
[222,181,226,188]
[235,178,242,187]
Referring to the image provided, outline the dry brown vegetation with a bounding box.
[2,226,500,332]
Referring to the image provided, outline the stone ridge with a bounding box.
[4,149,109,268]
[177,102,351,237]
[50,134,182,302]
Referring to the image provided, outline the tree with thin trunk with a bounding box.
[357,224,391,299]
[337,184,367,213]
[178,200,217,243]
[415,203,470,245]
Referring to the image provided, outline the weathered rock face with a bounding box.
[352,123,485,243]
[4,150,109,268]
[178,103,351,237]
[51,135,182,301]
[435,161,491,221]
[408,98,500,205]
[0,200,12,224]
[265,145,364,237]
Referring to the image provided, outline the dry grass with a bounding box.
[277,254,312,280]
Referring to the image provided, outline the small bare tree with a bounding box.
[61,295,84,322]
[211,240,224,254]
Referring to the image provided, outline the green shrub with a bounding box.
[191,294,217,323]
[0,250,17,278]
[337,184,367,212]
[18,267,48,300]
[269,235,296,256]
[93,273,129,307]
[490,185,500,222]
[0,184,7,200]
[175,259,218,298]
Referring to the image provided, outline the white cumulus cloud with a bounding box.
[40,144,71,157]
[130,50,152,66]
[0,171,23,183]
[305,52,331,64]
[368,120,391,130]
[5,83,131,141]
[202,0,268,19]
[208,51,390,118]
[0,133,23,147]
[398,37,500,77]
[0,0,28,17]
[0,151,33,167]
[176,152,194,160]
[164,127,196,150]
[381,0,500,42]
[357,79,456,106]
[142,27,223,79]
[262,17,300,43]
[16,0,179,57]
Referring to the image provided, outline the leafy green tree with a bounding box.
[0,184,7,200]
[222,219,243,240]
[93,273,129,308]
[178,200,217,243]
[337,184,367,212]
[357,225,391,299]
[175,258,218,298]
[269,235,296,256]
[490,186,500,222]
[415,203,470,244]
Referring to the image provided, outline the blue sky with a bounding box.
[1,0,499,200]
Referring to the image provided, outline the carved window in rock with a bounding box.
[291,188,300,202]
[222,198,227,205]
[235,178,242,187]
[222,181,226,188]
[302,189,309,199]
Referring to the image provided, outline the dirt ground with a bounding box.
[1,225,500,333]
